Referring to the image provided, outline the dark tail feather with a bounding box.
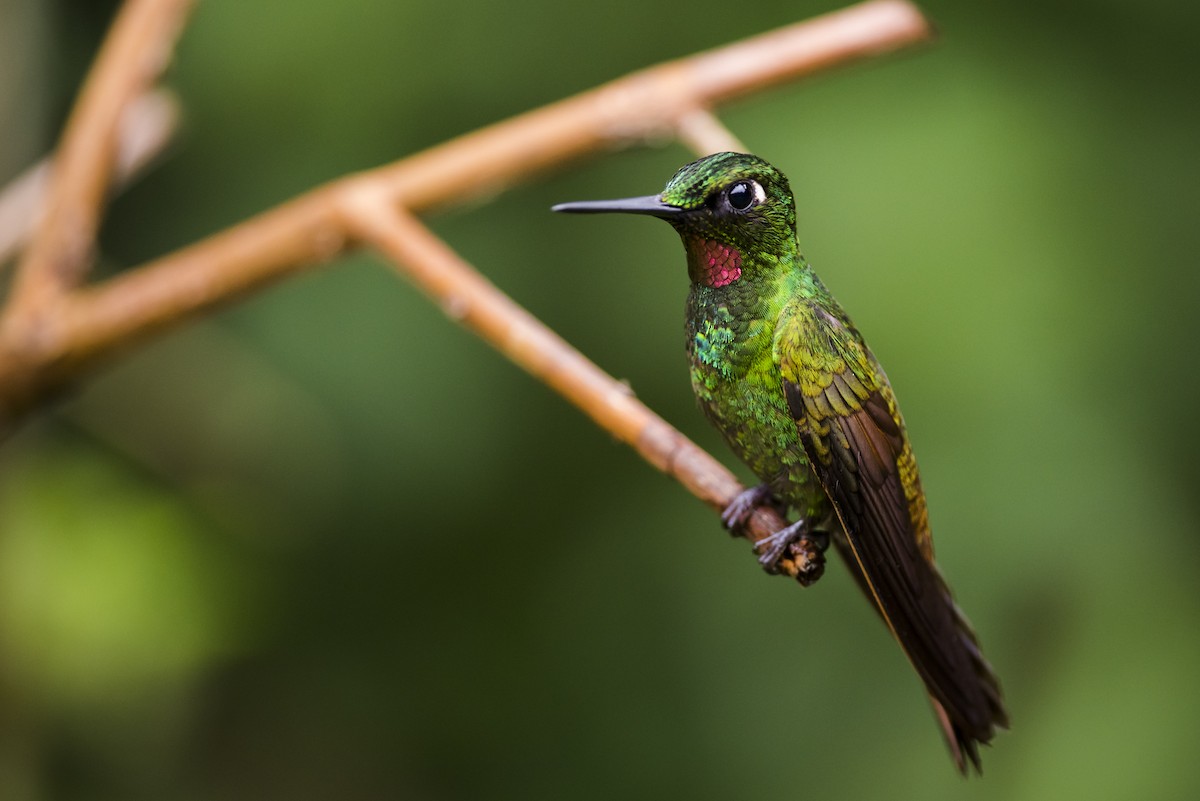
[832,535,1008,773]
[931,696,980,774]
[942,580,1009,729]
[929,567,1009,775]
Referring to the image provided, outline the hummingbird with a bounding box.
[553,152,1007,773]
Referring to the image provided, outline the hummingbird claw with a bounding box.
[721,483,780,531]
[755,518,808,568]
[755,521,830,572]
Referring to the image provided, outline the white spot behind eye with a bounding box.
[752,180,766,204]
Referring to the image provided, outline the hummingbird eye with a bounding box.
[725,180,763,212]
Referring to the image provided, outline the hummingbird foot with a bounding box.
[755,520,830,571]
[721,483,783,532]
[755,518,806,567]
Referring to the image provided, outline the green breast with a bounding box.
[684,285,826,518]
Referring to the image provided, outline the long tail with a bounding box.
[926,566,1009,773]
[832,536,1008,774]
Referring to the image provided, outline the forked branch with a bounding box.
[0,0,934,577]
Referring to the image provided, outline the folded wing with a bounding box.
[775,301,1007,772]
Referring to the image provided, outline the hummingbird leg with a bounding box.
[720,483,783,532]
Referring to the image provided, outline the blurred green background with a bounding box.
[2,0,1198,798]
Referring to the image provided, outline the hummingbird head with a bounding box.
[553,152,798,288]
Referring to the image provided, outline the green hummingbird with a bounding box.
[554,152,1007,773]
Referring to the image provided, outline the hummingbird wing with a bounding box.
[774,300,1006,773]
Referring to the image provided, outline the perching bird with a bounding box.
[553,152,1007,773]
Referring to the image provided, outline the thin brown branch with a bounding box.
[341,195,823,583]
[0,89,180,268]
[7,0,193,324]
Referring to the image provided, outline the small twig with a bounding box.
[7,0,193,325]
[341,195,822,582]
[0,89,180,268]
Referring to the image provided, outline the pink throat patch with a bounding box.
[697,239,742,287]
